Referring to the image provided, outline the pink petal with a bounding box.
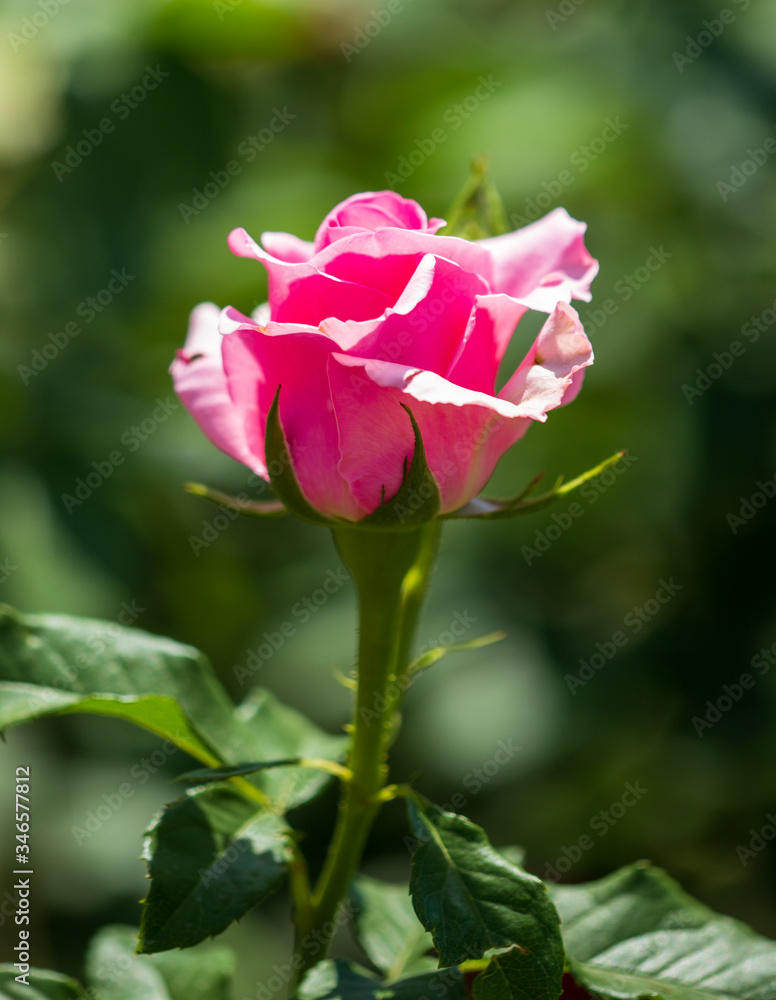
[222,326,364,521]
[446,293,528,394]
[228,227,393,324]
[314,190,445,251]
[328,353,529,514]
[499,302,594,418]
[170,303,267,476]
[314,228,495,301]
[322,253,488,377]
[480,208,598,311]
[260,231,315,263]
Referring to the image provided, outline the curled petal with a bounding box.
[170,303,267,476]
[228,226,393,324]
[499,302,594,418]
[480,207,598,311]
[260,231,315,263]
[314,190,445,252]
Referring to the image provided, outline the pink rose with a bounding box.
[172,191,596,522]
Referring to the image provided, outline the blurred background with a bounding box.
[1,0,775,990]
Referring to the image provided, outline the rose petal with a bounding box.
[321,253,488,376]
[229,227,393,324]
[170,303,267,476]
[260,231,315,263]
[314,190,445,252]
[328,353,529,514]
[499,302,594,418]
[446,293,528,394]
[222,326,364,520]
[480,207,598,311]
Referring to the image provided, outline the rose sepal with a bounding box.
[445,449,625,520]
[264,387,346,527]
[357,406,442,532]
[184,481,288,518]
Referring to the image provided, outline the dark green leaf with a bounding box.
[359,406,441,531]
[227,688,347,811]
[138,785,292,953]
[551,862,776,999]
[0,968,85,1000]
[0,608,345,812]
[264,388,339,526]
[0,606,235,765]
[407,797,563,1000]
[85,925,234,1000]
[350,876,435,980]
[177,760,304,783]
[184,481,287,519]
[297,960,466,1000]
[445,452,625,520]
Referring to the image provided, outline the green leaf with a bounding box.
[0,606,235,766]
[407,796,564,1000]
[138,785,292,953]
[551,862,776,999]
[350,876,435,980]
[184,481,287,519]
[439,157,509,240]
[359,406,441,531]
[228,688,348,811]
[177,759,305,782]
[264,388,340,526]
[0,607,345,812]
[297,960,466,1000]
[0,968,85,1000]
[86,925,234,999]
[446,452,625,520]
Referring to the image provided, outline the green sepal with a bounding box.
[359,406,441,531]
[184,481,287,518]
[439,157,509,240]
[138,784,292,953]
[407,630,506,677]
[551,861,776,999]
[265,387,342,527]
[445,451,625,520]
[406,795,564,1000]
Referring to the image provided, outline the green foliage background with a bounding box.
[1,0,775,990]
